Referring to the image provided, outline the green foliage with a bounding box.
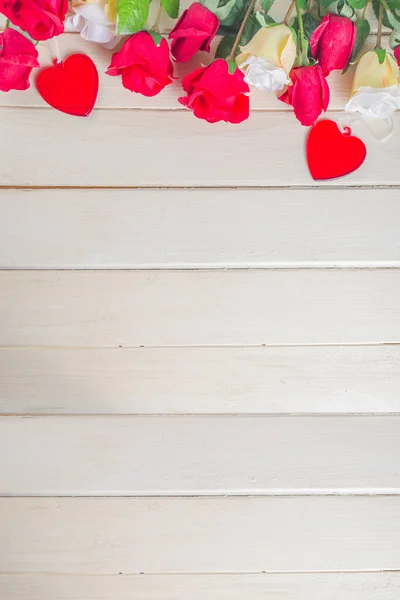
[226,59,238,73]
[161,0,179,19]
[215,34,236,58]
[213,0,237,19]
[256,11,276,26]
[297,0,308,9]
[148,30,163,45]
[375,47,387,63]
[116,0,149,34]
[260,0,275,11]
[347,0,367,9]
[372,0,400,29]
[302,12,319,38]
[347,18,370,64]
[389,26,400,47]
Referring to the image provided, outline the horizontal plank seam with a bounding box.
[2,412,400,418]
[3,263,400,270]
[3,491,400,498]
[1,341,400,349]
[1,569,400,576]
[1,184,400,190]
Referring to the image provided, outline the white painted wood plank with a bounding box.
[1,270,399,346]
[0,35,386,110]
[2,346,400,414]
[2,497,400,572]
[1,188,400,269]
[1,573,400,600]
[1,110,400,187]
[1,416,399,495]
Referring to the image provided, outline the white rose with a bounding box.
[65,1,121,49]
[240,55,290,92]
[345,85,400,119]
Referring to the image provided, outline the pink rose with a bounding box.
[0,28,39,91]
[169,2,219,63]
[106,32,174,97]
[310,14,356,75]
[279,65,330,126]
[395,46,400,65]
[0,0,68,40]
[179,59,250,123]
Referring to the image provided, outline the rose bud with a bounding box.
[0,0,68,40]
[169,2,219,63]
[0,28,39,91]
[278,65,330,126]
[394,45,400,65]
[345,49,400,118]
[106,31,173,97]
[310,14,356,75]
[178,58,250,124]
[236,24,296,92]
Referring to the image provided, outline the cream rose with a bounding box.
[236,24,296,93]
[65,0,121,49]
[345,49,400,118]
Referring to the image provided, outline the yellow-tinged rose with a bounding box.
[236,24,296,75]
[71,0,117,23]
[350,50,399,95]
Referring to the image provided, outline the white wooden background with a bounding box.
[1,3,400,598]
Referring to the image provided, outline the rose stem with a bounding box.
[283,0,296,24]
[152,1,164,33]
[5,18,10,28]
[227,0,257,61]
[296,0,309,65]
[375,1,383,48]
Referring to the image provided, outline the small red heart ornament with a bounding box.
[307,119,367,180]
[36,54,99,117]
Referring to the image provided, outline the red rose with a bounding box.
[179,59,249,123]
[106,32,173,97]
[310,14,356,75]
[0,28,39,92]
[395,46,400,65]
[279,65,330,126]
[0,0,68,40]
[169,2,219,63]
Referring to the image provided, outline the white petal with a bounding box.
[72,3,114,25]
[64,13,86,32]
[345,85,400,119]
[240,56,290,93]
[80,20,115,44]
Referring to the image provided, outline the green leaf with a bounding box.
[148,30,163,45]
[255,10,275,26]
[200,0,220,11]
[347,18,370,65]
[260,0,274,11]
[375,47,387,63]
[302,12,319,39]
[372,0,394,28]
[216,0,246,28]
[226,59,237,73]
[116,0,150,34]
[240,11,262,45]
[213,0,236,19]
[347,0,367,8]
[161,0,179,19]
[215,34,236,58]
[389,26,400,47]
[297,0,308,9]
[339,1,356,18]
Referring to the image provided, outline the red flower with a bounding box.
[179,59,249,123]
[0,0,68,40]
[106,32,173,97]
[0,28,39,91]
[310,14,356,75]
[395,46,400,65]
[279,65,330,126]
[169,2,219,63]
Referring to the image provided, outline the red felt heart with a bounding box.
[307,119,367,180]
[36,54,99,117]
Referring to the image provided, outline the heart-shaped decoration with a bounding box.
[307,119,367,180]
[36,54,99,117]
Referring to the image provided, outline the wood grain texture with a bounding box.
[1,188,400,269]
[1,109,399,187]
[0,35,386,110]
[2,345,400,414]
[2,497,400,572]
[1,270,400,346]
[1,573,400,600]
[1,415,400,495]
